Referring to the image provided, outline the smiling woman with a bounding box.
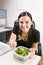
[9,11,40,58]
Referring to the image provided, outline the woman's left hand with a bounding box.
[29,48,35,59]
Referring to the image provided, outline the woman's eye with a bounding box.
[20,21,23,24]
[26,21,29,24]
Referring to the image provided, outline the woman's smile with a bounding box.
[19,16,32,32]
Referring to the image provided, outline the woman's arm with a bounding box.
[29,43,38,59]
[9,33,17,48]
[32,42,38,51]
[29,29,40,58]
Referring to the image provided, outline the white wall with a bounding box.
[0,0,43,53]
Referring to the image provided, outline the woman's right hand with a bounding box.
[9,40,17,48]
[9,33,17,48]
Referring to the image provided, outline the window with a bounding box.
[0,9,7,26]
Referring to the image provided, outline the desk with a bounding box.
[0,27,12,33]
[0,49,41,65]
[38,54,43,65]
[0,27,12,42]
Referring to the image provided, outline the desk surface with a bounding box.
[0,42,41,65]
[0,47,41,65]
[0,27,12,33]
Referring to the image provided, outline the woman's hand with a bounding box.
[29,48,35,59]
[9,33,17,48]
[9,40,17,48]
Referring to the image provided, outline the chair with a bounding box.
[32,21,42,56]
[14,20,42,56]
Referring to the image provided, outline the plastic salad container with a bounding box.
[13,46,31,62]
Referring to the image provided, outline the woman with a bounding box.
[9,11,40,58]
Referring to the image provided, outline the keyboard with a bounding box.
[0,42,11,56]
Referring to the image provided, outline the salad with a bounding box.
[15,47,29,56]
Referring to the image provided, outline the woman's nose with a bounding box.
[22,23,25,27]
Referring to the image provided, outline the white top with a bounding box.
[0,42,41,65]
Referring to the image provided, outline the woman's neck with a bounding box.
[22,32,29,41]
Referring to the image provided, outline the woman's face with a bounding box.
[19,16,32,33]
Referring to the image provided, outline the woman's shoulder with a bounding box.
[31,28,39,32]
[31,28,40,37]
[32,29,40,34]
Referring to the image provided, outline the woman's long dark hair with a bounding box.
[18,11,32,21]
[18,11,34,36]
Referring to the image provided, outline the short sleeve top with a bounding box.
[13,25,40,48]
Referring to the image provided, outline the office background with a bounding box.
[0,0,43,53]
